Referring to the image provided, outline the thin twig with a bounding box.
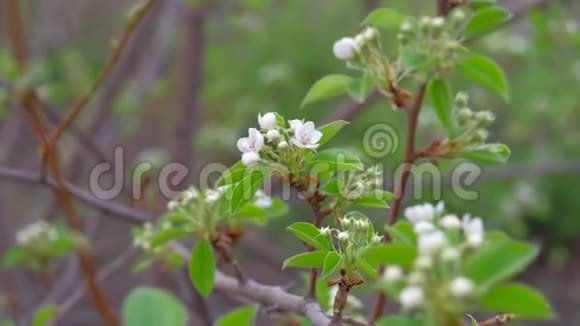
[5,1,119,324]
[478,314,514,326]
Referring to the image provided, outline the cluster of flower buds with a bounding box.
[332,27,379,62]
[132,222,157,253]
[338,164,383,200]
[320,214,382,256]
[380,201,486,310]
[236,112,323,169]
[16,221,59,246]
[453,92,496,145]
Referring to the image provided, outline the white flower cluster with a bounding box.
[133,222,156,252]
[380,202,486,309]
[320,216,382,256]
[332,27,378,61]
[254,189,273,209]
[16,221,58,246]
[236,112,323,167]
[339,164,383,200]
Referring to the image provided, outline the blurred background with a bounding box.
[0,0,579,325]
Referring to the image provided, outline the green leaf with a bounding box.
[479,283,554,320]
[362,8,404,30]
[283,251,329,269]
[309,149,364,171]
[321,179,340,195]
[132,258,154,273]
[464,239,539,290]
[458,143,511,164]
[400,47,427,72]
[376,316,424,326]
[469,0,497,10]
[32,305,57,326]
[317,120,349,147]
[360,243,417,270]
[217,161,247,187]
[386,221,417,247]
[321,252,341,280]
[216,305,259,326]
[2,247,29,268]
[465,7,512,39]
[122,287,187,326]
[151,229,188,248]
[234,203,267,224]
[356,258,378,279]
[287,222,330,250]
[352,195,389,208]
[300,74,352,109]
[230,171,264,214]
[346,73,375,103]
[428,79,455,135]
[466,315,479,326]
[457,55,509,100]
[189,238,215,297]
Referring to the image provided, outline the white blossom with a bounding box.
[254,189,273,208]
[399,286,424,309]
[258,112,277,130]
[441,247,460,262]
[440,214,461,230]
[289,119,304,133]
[463,215,484,248]
[404,203,435,224]
[414,221,435,234]
[266,129,280,141]
[333,37,358,61]
[292,121,323,149]
[237,128,264,153]
[204,190,221,203]
[241,152,260,167]
[449,276,474,297]
[383,265,403,283]
[418,230,448,254]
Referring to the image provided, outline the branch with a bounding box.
[170,243,331,326]
[44,0,158,147]
[478,314,514,326]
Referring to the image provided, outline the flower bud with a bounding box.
[440,214,461,230]
[337,231,349,242]
[372,234,383,244]
[167,200,179,211]
[449,276,474,297]
[441,247,460,262]
[266,129,280,141]
[451,9,466,23]
[363,27,377,41]
[431,17,445,29]
[320,226,331,236]
[457,108,474,125]
[415,256,432,270]
[472,128,489,143]
[383,265,403,283]
[277,141,288,149]
[407,272,425,285]
[333,37,359,61]
[342,218,352,228]
[355,34,366,48]
[454,92,469,108]
[400,21,413,33]
[258,112,277,130]
[414,221,435,234]
[475,111,496,126]
[399,286,424,309]
[241,151,260,167]
[355,219,368,232]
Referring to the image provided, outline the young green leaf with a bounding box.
[457,55,509,101]
[386,221,417,247]
[320,251,341,280]
[352,195,389,208]
[287,222,331,250]
[122,287,187,326]
[230,171,265,214]
[479,283,554,320]
[300,74,352,109]
[362,8,405,30]
[469,0,498,10]
[400,47,428,72]
[217,161,247,187]
[356,258,378,279]
[321,179,341,195]
[465,7,512,39]
[346,73,375,103]
[317,120,349,147]
[464,239,539,290]
[216,305,259,326]
[151,229,188,248]
[283,251,329,269]
[32,305,57,326]
[360,243,417,270]
[466,315,479,326]
[309,149,364,171]
[458,143,511,164]
[189,238,215,297]
[428,79,456,135]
